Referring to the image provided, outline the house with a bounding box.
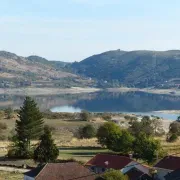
[24,162,97,180]
[154,156,180,180]
[124,167,153,180]
[85,154,150,179]
[164,168,180,180]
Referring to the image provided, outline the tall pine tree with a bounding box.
[33,126,59,164]
[14,96,44,158]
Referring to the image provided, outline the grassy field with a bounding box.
[59,146,109,162]
[0,171,23,180]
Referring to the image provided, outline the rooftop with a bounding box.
[85,154,133,170]
[24,162,97,180]
[154,156,180,170]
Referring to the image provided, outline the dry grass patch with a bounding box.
[0,171,23,180]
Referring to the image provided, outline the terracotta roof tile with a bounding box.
[154,156,180,170]
[25,162,97,180]
[85,154,133,170]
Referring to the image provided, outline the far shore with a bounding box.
[1,87,180,96]
[107,87,180,96]
[0,87,100,96]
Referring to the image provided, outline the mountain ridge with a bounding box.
[71,49,180,88]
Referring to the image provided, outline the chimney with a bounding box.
[129,153,133,159]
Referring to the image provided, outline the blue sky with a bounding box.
[0,0,180,61]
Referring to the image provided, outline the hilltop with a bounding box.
[0,51,91,88]
[2,49,180,89]
[71,49,180,88]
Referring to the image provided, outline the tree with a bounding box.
[97,122,134,153]
[169,121,180,135]
[33,126,59,164]
[97,122,121,148]
[167,133,178,142]
[11,97,44,158]
[129,116,164,137]
[80,110,90,121]
[101,169,129,180]
[77,124,96,139]
[133,132,161,163]
[111,130,134,153]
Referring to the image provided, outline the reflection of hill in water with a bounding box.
[1,91,180,112]
[0,94,91,110]
[73,92,180,112]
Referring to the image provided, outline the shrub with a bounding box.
[100,169,129,180]
[76,124,96,139]
[0,122,7,130]
[80,110,90,121]
[169,121,180,135]
[167,133,178,142]
[102,114,112,121]
[0,135,6,141]
[4,107,13,119]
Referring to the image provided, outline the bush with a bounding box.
[4,107,13,119]
[44,125,56,132]
[0,122,7,130]
[169,121,180,135]
[0,135,6,141]
[76,124,96,139]
[102,114,112,121]
[100,169,129,180]
[80,110,90,121]
[167,133,178,142]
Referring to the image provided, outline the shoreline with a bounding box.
[107,87,180,96]
[0,87,101,96]
[0,87,180,96]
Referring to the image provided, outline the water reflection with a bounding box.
[0,91,180,120]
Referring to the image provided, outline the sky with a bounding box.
[0,0,180,62]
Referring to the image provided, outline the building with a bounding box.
[24,162,97,180]
[85,154,151,179]
[154,156,180,180]
[164,168,180,180]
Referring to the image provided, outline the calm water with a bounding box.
[1,91,180,120]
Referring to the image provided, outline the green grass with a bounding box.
[58,146,109,162]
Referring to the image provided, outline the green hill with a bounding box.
[71,50,180,87]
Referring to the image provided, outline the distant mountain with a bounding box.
[27,56,69,69]
[0,51,79,88]
[71,49,180,87]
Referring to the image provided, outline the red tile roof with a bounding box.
[85,154,133,170]
[154,156,180,170]
[25,162,97,180]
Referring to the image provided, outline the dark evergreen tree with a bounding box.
[33,126,59,164]
[13,96,44,158]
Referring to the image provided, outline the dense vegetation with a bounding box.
[71,50,180,87]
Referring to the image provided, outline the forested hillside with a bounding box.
[71,50,180,87]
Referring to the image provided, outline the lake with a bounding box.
[0,91,180,120]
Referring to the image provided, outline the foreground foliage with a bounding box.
[34,126,59,164]
[99,169,129,180]
[97,122,162,163]
[8,97,44,158]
